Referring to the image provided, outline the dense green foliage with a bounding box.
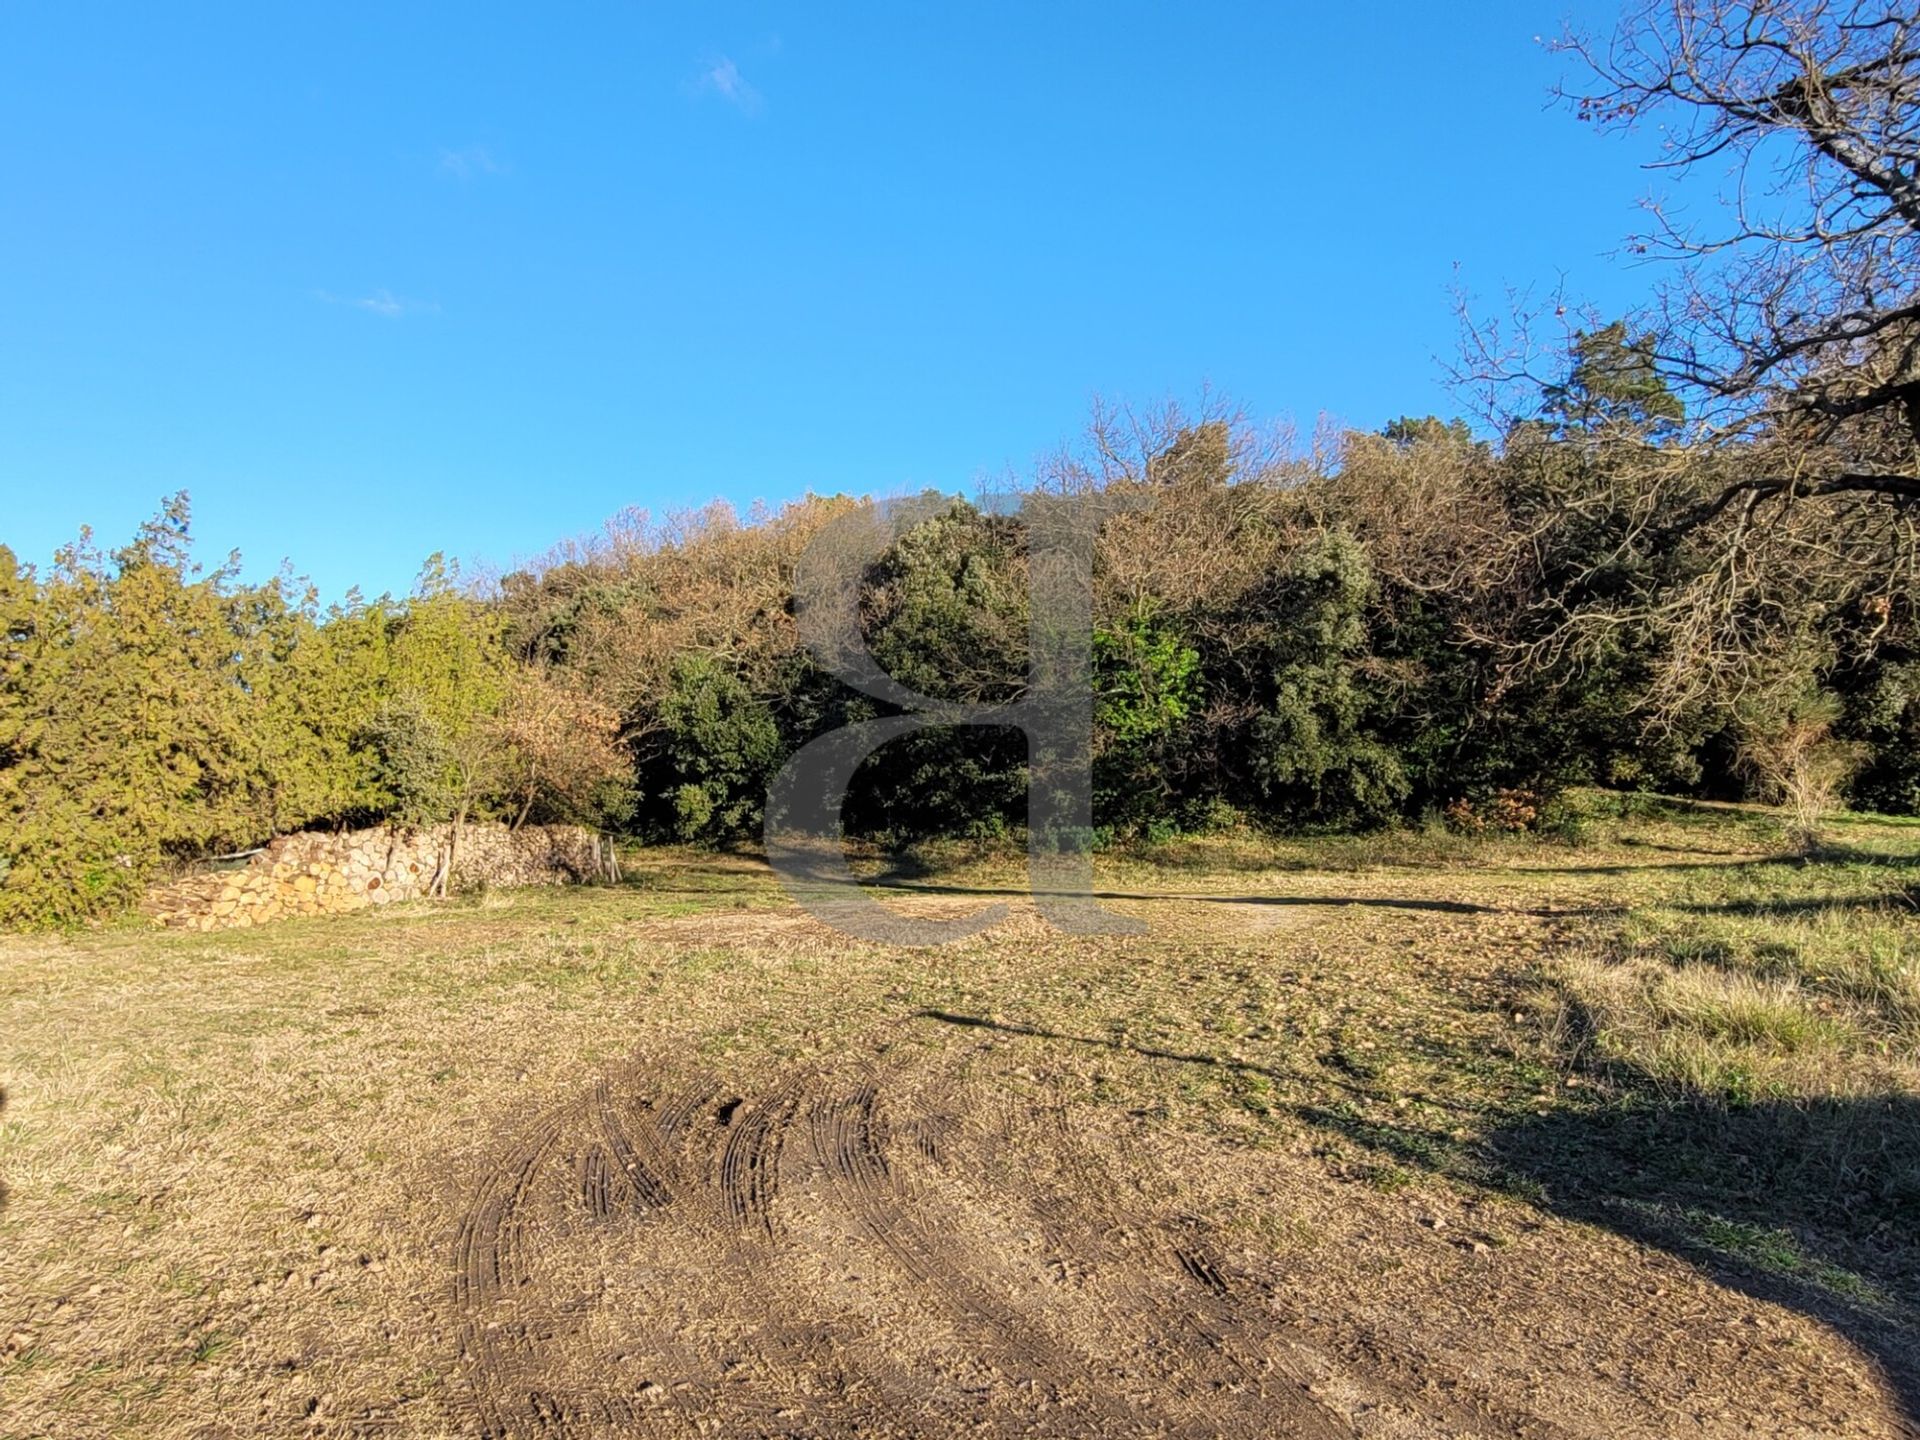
[3,359,1914,927]
[0,504,628,926]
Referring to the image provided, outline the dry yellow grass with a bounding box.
[2,802,1917,1436]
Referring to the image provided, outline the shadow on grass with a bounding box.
[1502,856,1810,877]
[1300,1054,1920,1422]
[1673,887,1920,919]
[918,1008,1303,1081]
[1478,1084,1920,1424]
[883,882,1506,915]
[917,1006,1920,1423]
[769,846,1573,918]
[1816,846,1920,870]
[878,847,1889,883]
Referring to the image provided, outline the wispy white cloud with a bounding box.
[695,55,762,114]
[314,288,437,319]
[439,144,506,179]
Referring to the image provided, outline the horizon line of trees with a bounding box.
[5,0,1919,926]
[2,363,1914,927]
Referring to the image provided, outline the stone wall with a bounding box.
[144,823,611,931]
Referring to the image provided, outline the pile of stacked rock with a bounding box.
[143,823,610,931]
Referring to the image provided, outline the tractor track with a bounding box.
[449,1052,1560,1438]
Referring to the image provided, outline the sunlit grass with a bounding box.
[6,793,1920,1434]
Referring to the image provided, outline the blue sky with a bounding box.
[0,2,1660,601]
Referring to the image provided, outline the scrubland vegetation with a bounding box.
[4,379,1917,928]
[8,5,1920,934]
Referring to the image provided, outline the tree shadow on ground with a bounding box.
[914,1009,1483,1113]
[768,847,1562,917]
[917,1008,1920,1425]
[1306,986,1920,1427]
[1815,845,1920,871]
[1673,888,1920,919]
[1476,1082,1920,1426]
[1292,991,1920,1424]
[870,846,1895,883]
[880,880,1508,915]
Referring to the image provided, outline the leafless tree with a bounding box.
[1562,0,1920,508]
[1442,3,1920,724]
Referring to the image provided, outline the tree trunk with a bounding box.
[442,798,469,898]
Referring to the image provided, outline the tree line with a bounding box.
[3,370,1912,927]
[4,0,1918,924]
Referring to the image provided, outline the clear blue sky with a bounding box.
[1,2,1658,601]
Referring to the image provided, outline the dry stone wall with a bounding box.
[145,823,609,931]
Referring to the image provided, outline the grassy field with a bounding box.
[3,794,1919,1437]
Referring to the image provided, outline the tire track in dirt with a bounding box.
[1009,1100,1550,1440]
[592,1077,674,1211]
[455,1119,561,1306]
[719,1073,805,1236]
[449,1051,1562,1438]
[453,1111,588,1438]
[802,1074,1154,1434]
[973,1091,1354,1438]
[808,1069,1355,1437]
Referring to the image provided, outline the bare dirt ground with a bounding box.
[4,805,1918,1437]
[451,1049,1567,1440]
